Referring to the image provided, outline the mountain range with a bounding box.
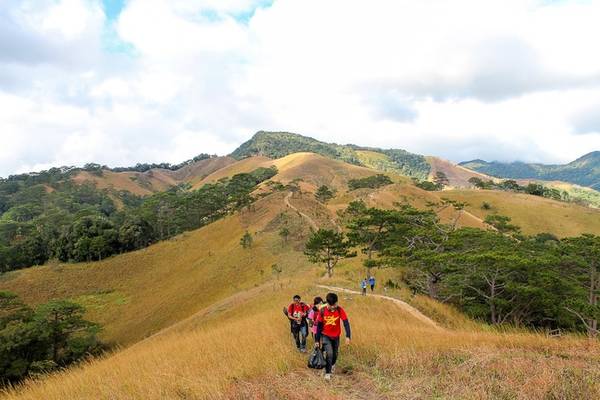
[460,152,600,190]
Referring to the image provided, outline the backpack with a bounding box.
[319,306,343,320]
[307,347,327,369]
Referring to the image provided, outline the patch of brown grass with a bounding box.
[443,190,600,237]
[2,282,599,400]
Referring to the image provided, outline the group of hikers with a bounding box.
[285,292,351,381]
[360,275,376,295]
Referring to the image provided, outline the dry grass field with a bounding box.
[443,189,600,237]
[2,276,599,400]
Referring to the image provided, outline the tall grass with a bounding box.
[3,284,599,400]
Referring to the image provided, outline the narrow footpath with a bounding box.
[317,284,442,331]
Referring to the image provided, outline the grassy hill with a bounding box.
[5,153,600,345]
[3,149,600,398]
[426,156,497,188]
[72,156,237,195]
[2,182,600,398]
[231,131,431,180]
[443,189,600,237]
[460,151,600,190]
[3,278,599,399]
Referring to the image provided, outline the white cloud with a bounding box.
[1,0,600,177]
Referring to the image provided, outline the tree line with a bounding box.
[1,154,215,185]
[468,177,570,202]
[305,200,600,337]
[0,167,278,272]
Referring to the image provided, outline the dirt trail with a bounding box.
[284,192,319,230]
[317,284,442,331]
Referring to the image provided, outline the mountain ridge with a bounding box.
[230,131,432,180]
[460,151,600,189]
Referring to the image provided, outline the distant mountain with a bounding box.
[460,151,600,190]
[230,131,431,180]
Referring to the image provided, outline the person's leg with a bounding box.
[322,336,334,374]
[330,336,340,369]
[300,325,307,350]
[292,326,301,349]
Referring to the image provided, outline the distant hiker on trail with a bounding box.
[315,292,351,381]
[307,296,324,341]
[360,279,367,296]
[288,295,309,352]
[369,275,376,292]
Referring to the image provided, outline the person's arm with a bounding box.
[340,308,351,340]
[315,312,323,344]
[343,319,351,339]
[287,305,296,321]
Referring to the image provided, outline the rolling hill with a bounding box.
[3,134,600,399]
[71,156,237,195]
[2,151,600,399]
[231,131,432,180]
[460,151,600,189]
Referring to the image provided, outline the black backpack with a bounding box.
[307,347,327,369]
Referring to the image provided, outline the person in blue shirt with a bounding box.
[360,279,367,296]
[368,275,376,292]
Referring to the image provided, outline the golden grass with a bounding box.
[426,156,496,188]
[193,156,273,188]
[72,170,175,196]
[443,189,600,237]
[3,279,599,400]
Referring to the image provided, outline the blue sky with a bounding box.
[102,0,125,22]
[1,0,600,177]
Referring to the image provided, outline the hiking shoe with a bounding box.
[300,348,307,353]
[324,373,332,381]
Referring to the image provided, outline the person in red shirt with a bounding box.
[315,292,351,380]
[287,295,309,352]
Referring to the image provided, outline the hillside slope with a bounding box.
[72,156,237,195]
[0,190,309,345]
[426,156,496,188]
[4,153,600,344]
[3,264,599,399]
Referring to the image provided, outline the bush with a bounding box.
[348,174,393,190]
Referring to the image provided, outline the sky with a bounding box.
[2,0,600,177]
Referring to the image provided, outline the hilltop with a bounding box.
[231,131,432,180]
[460,151,600,190]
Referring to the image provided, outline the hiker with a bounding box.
[307,296,324,341]
[287,295,309,352]
[369,275,376,292]
[315,292,351,381]
[360,279,367,296]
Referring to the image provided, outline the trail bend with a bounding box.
[317,284,443,331]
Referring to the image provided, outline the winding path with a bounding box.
[317,284,442,331]
[284,191,319,230]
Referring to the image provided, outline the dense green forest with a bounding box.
[0,292,100,383]
[460,151,600,190]
[306,201,600,336]
[231,131,431,179]
[0,166,277,272]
